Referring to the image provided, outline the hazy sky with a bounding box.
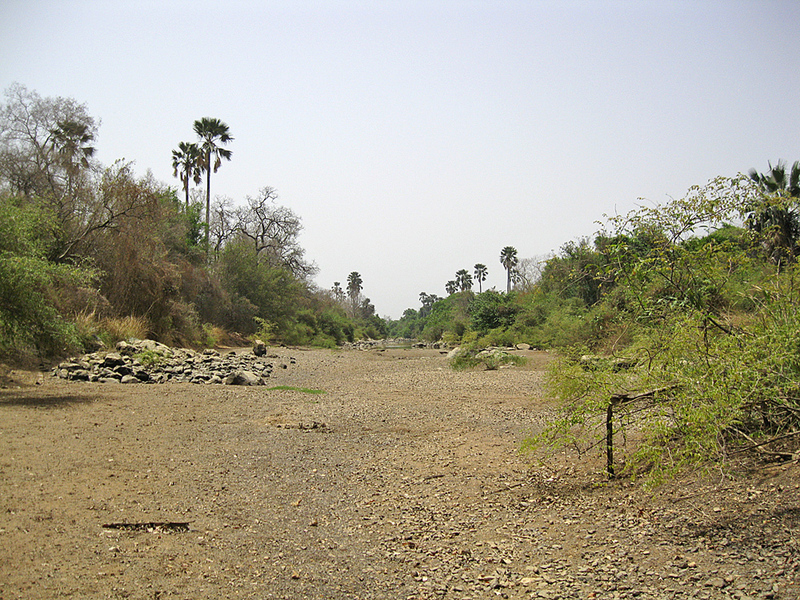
[2,1,798,318]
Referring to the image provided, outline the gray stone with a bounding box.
[224,370,264,386]
[253,339,267,357]
[102,353,126,368]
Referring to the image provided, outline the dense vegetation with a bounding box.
[0,84,383,357]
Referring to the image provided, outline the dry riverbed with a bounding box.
[1,347,798,599]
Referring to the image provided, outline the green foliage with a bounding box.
[470,290,519,333]
[0,198,95,356]
[527,176,800,482]
[218,239,304,341]
[133,349,164,367]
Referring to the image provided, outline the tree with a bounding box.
[419,292,439,318]
[445,280,458,295]
[171,141,203,207]
[0,83,98,206]
[193,117,233,256]
[747,160,800,266]
[474,263,487,293]
[347,271,363,317]
[232,187,315,278]
[50,119,95,197]
[455,269,473,292]
[500,246,518,293]
[332,282,344,303]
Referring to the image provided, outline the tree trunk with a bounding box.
[205,151,211,257]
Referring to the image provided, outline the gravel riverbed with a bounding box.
[1,347,798,599]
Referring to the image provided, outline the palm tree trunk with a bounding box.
[205,151,211,257]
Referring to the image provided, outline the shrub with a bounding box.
[97,315,150,348]
[0,199,96,357]
[449,344,526,371]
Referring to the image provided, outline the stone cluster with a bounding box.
[53,339,294,385]
[342,338,449,351]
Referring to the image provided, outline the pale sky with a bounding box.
[2,1,798,319]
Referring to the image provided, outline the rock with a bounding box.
[120,375,140,384]
[68,369,90,381]
[102,353,126,368]
[516,342,531,350]
[224,370,264,386]
[253,339,267,357]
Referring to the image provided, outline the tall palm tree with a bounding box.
[474,263,487,293]
[455,269,473,292]
[445,280,458,295]
[172,141,203,208]
[500,246,518,293]
[194,117,233,255]
[747,160,800,266]
[347,271,363,316]
[50,119,95,196]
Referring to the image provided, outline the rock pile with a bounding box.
[342,338,449,351]
[53,339,295,385]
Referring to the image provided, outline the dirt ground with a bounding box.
[1,347,798,600]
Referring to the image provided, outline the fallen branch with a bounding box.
[484,482,525,496]
[102,522,191,532]
[731,428,798,460]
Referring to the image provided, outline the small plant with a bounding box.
[132,349,163,367]
[253,317,275,345]
[267,386,325,395]
[98,316,150,348]
[200,323,224,348]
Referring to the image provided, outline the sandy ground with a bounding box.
[1,347,798,600]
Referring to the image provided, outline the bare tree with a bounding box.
[234,187,315,278]
[209,195,237,256]
[0,83,98,202]
[514,255,551,292]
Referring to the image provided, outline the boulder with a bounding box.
[102,353,126,368]
[253,339,267,357]
[224,370,264,386]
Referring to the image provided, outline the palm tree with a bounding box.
[50,119,95,196]
[347,271,363,316]
[500,246,518,293]
[474,263,487,293]
[332,282,345,303]
[445,280,458,295]
[747,160,800,266]
[172,141,203,208]
[455,269,473,292]
[194,117,233,255]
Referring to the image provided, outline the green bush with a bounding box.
[0,199,96,356]
[449,344,526,371]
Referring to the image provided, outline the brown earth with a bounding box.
[1,347,798,600]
